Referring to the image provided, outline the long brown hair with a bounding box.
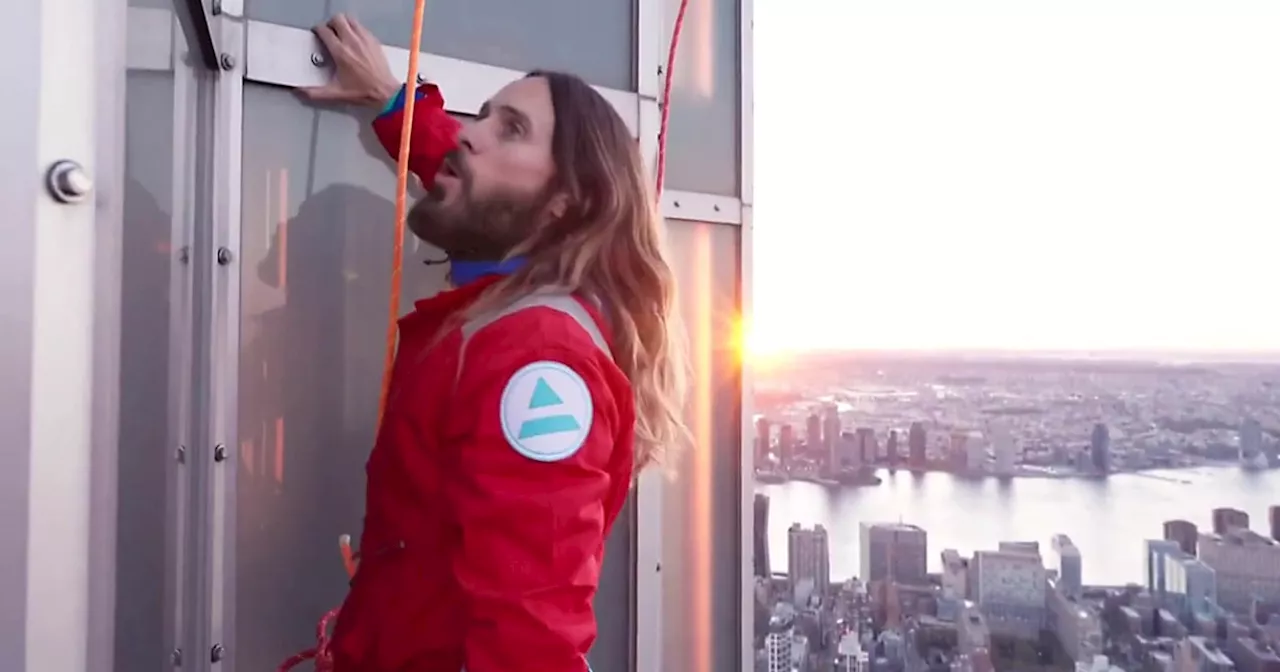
[468,70,691,471]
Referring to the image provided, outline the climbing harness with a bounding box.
[278,0,691,666]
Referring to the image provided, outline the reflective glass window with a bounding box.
[660,219,744,671]
[234,84,634,669]
[116,6,193,671]
[246,0,635,90]
[663,0,741,195]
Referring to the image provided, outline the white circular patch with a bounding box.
[499,360,594,462]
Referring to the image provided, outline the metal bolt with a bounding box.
[210,643,225,663]
[45,159,93,204]
[176,445,186,464]
[216,247,234,265]
[416,73,426,85]
[178,246,190,264]
[311,52,326,67]
[219,53,235,70]
[171,648,183,667]
[213,444,228,463]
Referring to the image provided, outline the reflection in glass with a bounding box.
[246,0,633,90]
[235,85,633,670]
[663,0,741,196]
[116,19,184,672]
[661,219,743,671]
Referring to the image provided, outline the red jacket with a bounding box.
[326,85,635,671]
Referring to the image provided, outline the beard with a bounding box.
[407,175,548,262]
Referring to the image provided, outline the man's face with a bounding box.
[408,76,558,258]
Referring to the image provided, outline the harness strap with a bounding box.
[456,290,613,387]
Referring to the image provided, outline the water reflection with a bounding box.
[764,467,1280,585]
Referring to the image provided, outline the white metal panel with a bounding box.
[244,21,642,138]
[27,0,102,667]
[126,7,175,72]
[638,0,662,100]
[661,190,742,226]
[739,0,754,207]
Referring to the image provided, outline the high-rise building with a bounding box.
[1270,505,1280,543]
[908,422,928,468]
[1051,534,1083,600]
[855,427,877,465]
[972,545,1047,638]
[887,429,900,465]
[941,549,969,601]
[788,523,831,600]
[860,522,928,585]
[755,416,771,465]
[806,413,822,456]
[1090,423,1110,474]
[764,606,798,672]
[753,494,771,578]
[990,423,1016,476]
[1163,519,1199,556]
[837,431,861,472]
[823,404,841,471]
[1145,539,1183,597]
[779,424,795,465]
[1211,507,1250,535]
[1198,528,1280,613]
[949,431,969,471]
[1241,418,1264,464]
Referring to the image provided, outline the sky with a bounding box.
[750,0,1280,355]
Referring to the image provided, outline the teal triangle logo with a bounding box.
[528,377,563,409]
[518,376,580,439]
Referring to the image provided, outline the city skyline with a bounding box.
[752,0,1280,354]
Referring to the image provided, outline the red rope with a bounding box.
[655,0,692,197]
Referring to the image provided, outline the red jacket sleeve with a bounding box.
[445,320,621,672]
[370,83,461,188]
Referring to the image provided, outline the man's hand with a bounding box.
[300,14,402,107]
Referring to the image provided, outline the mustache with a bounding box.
[442,149,471,182]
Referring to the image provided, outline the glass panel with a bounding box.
[236,84,634,669]
[661,219,743,671]
[663,0,741,195]
[246,0,634,91]
[117,7,190,671]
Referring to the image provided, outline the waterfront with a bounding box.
[761,464,1280,585]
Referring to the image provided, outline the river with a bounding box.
[760,465,1280,585]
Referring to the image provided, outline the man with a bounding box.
[294,14,690,672]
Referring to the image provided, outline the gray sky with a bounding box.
[751,0,1280,354]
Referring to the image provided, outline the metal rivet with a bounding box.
[673,201,681,208]
[210,643,225,663]
[714,204,721,212]
[178,246,190,264]
[45,160,93,204]
[311,52,326,67]
[171,648,183,667]
[416,73,426,85]
[213,444,228,463]
[176,445,186,464]
[217,247,234,265]
[219,53,235,70]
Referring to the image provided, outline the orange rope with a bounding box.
[376,0,430,428]
[282,1,694,666]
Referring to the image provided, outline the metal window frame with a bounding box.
[244,21,643,137]
[198,13,246,672]
[736,0,756,667]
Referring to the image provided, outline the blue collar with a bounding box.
[450,256,526,286]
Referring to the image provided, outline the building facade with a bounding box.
[1,0,753,669]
